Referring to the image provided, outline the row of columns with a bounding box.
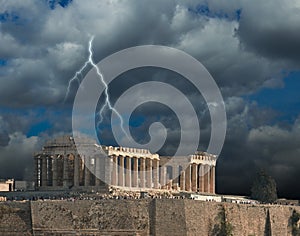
[179,164,215,193]
[111,155,159,189]
[35,155,104,188]
[35,155,215,194]
[110,156,215,194]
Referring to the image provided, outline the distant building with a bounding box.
[0,179,14,192]
[0,196,6,201]
[14,181,35,191]
[34,135,217,194]
[275,198,299,206]
[181,192,222,202]
[221,195,258,204]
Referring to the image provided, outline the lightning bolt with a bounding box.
[64,36,128,138]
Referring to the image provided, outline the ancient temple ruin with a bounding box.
[34,135,216,193]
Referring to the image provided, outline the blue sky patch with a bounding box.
[0,11,20,23]
[188,4,242,21]
[47,0,73,10]
[0,59,7,66]
[129,115,145,127]
[235,9,242,21]
[248,71,300,123]
[27,121,52,137]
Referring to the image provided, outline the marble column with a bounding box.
[160,166,166,189]
[140,158,146,188]
[207,165,211,193]
[95,157,101,186]
[210,165,215,193]
[191,163,198,192]
[73,155,79,187]
[47,157,52,186]
[132,157,138,187]
[180,171,185,191]
[78,157,84,186]
[84,157,91,187]
[125,156,131,187]
[111,155,118,185]
[34,157,39,188]
[185,164,191,191]
[204,165,209,192]
[146,158,152,188]
[52,156,58,187]
[213,166,216,193]
[199,164,205,192]
[118,156,124,187]
[168,179,173,190]
[41,156,48,187]
[172,166,179,188]
[153,159,159,189]
[63,155,69,188]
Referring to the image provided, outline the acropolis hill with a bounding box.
[1,199,300,235]
[2,135,300,235]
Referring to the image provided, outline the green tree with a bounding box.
[290,210,300,236]
[251,170,277,203]
[211,206,233,236]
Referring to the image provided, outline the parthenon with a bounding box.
[34,135,216,194]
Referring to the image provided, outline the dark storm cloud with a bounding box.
[0,0,300,197]
[215,93,300,198]
[0,131,10,147]
[0,119,10,146]
[236,0,300,61]
[0,132,39,180]
[0,0,291,107]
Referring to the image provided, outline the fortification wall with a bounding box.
[150,199,187,235]
[0,201,32,235]
[182,201,299,236]
[31,199,150,235]
[0,199,300,235]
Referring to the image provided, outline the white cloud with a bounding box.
[0,132,40,179]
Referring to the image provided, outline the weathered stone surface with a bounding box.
[150,199,187,236]
[1,199,300,235]
[0,201,32,235]
[31,199,150,235]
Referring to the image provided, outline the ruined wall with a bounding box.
[0,199,300,235]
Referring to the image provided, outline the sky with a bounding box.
[0,0,300,198]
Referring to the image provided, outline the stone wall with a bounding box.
[0,201,32,235]
[31,199,150,235]
[182,201,296,236]
[150,199,187,235]
[1,199,300,235]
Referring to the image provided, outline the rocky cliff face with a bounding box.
[0,199,299,235]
